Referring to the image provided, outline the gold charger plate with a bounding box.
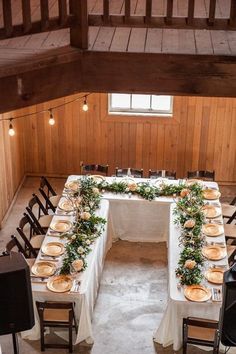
[202,246,227,261]
[91,175,105,182]
[58,199,74,212]
[50,220,72,233]
[202,205,221,219]
[203,189,221,200]
[184,285,211,302]
[31,261,56,277]
[42,242,65,257]
[202,223,224,237]
[65,180,80,191]
[47,275,73,293]
[205,268,224,285]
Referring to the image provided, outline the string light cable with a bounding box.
[2,93,91,136]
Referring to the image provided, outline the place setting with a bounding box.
[48,219,73,236]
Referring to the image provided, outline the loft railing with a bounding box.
[0,0,236,50]
[0,0,88,48]
[89,0,236,30]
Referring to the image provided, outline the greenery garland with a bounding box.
[59,176,207,285]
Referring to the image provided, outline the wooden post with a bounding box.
[103,0,110,24]
[187,0,195,25]
[40,0,49,30]
[125,0,131,23]
[69,0,88,49]
[2,0,13,37]
[230,0,236,27]
[208,0,216,26]
[165,0,173,25]
[145,0,152,24]
[22,0,31,33]
[58,0,67,26]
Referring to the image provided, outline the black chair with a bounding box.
[5,235,27,257]
[36,301,78,353]
[187,170,215,181]
[115,167,143,178]
[222,196,236,221]
[80,162,109,176]
[40,176,61,211]
[182,317,220,354]
[17,213,45,257]
[26,194,53,233]
[149,170,176,179]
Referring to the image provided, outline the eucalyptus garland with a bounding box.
[59,176,207,284]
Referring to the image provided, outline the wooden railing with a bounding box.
[89,0,236,30]
[0,0,88,48]
[0,0,236,50]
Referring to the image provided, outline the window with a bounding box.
[109,94,173,116]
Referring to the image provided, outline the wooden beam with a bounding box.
[58,0,67,26]
[21,0,32,33]
[125,0,131,23]
[208,0,216,26]
[2,0,13,37]
[165,0,173,25]
[1,51,236,113]
[187,0,195,25]
[69,0,88,49]
[103,0,110,24]
[145,0,152,24]
[230,0,236,27]
[40,0,50,30]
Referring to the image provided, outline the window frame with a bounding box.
[108,94,173,117]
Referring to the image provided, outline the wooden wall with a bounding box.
[0,115,25,225]
[21,93,236,183]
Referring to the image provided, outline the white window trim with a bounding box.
[108,94,173,117]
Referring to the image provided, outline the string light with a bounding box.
[48,109,55,126]
[82,96,88,112]
[1,93,91,136]
[8,119,15,136]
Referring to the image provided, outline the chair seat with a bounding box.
[49,195,61,207]
[188,325,216,342]
[222,204,236,218]
[26,258,36,267]
[44,308,70,322]
[39,215,53,228]
[224,224,236,238]
[31,234,45,249]
[227,244,236,256]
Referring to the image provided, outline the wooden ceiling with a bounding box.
[0,0,236,113]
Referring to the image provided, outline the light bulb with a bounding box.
[9,122,15,136]
[82,98,88,112]
[49,110,55,125]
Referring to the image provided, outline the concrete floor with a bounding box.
[0,177,235,354]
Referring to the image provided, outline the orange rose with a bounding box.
[180,188,190,198]
[184,260,196,269]
[184,219,196,228]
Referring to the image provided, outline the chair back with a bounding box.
[28,194,48,219]
[226,210,236,225]
[5,235,27,257]
[187,170,215,181]
[115,167,143,178]
[149,170,176,179]
[40,176,57,197]
[80,162,109,176]
[39,187,56,212]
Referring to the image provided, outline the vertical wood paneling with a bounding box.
[3,92,234,184]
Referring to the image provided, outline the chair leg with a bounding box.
[69,324,73,353]
[182,322,187,354]
[40,324,45,352]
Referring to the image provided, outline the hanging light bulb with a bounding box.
[48,109,55,125]
[8,119,15,136]
[82,96,88,112]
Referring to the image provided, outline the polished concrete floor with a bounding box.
[0,177,235,354]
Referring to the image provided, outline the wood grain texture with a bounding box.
[14,92,236,184]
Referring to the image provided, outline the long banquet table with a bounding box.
[22,176,225,350]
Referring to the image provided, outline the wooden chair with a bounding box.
[222,196,236,221]
[36,301,78,353]
[80,162,109,176]
[187,170,215,181]
[149,169,176,179]
[17,213,45,257]
[5,235,28,257]
[26,194,53,232]
[115,167,143,178]
[40,176,61,211]
[182,317,220,354]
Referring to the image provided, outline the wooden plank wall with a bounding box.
[0,115,25,225]
[20,93,236,183]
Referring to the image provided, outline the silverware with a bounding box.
[211,264,227,269]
